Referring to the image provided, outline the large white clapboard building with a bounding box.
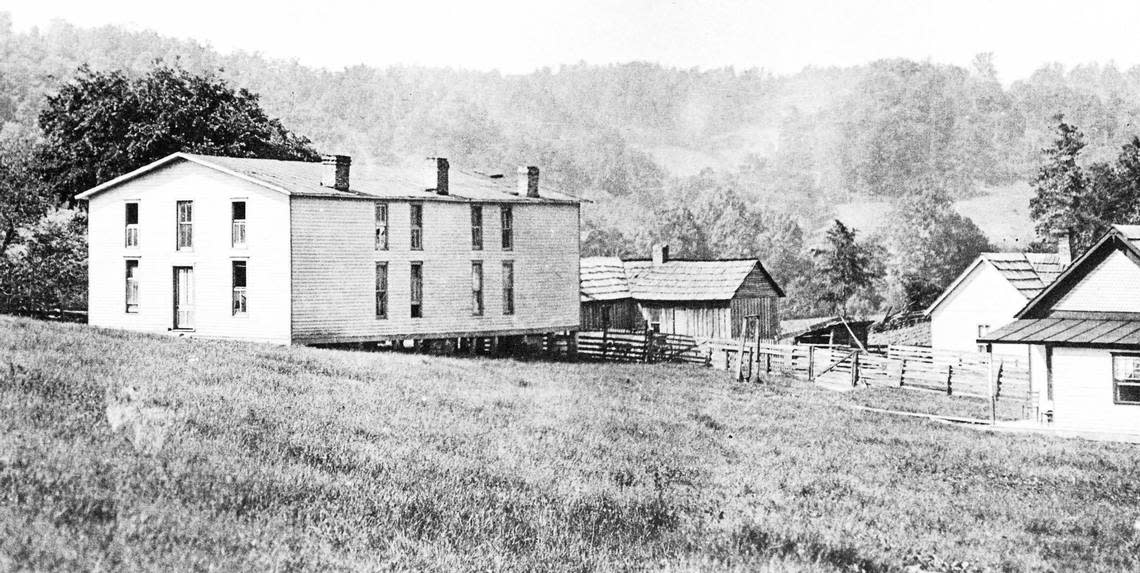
[77,153,580,345]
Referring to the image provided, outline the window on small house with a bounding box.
[471,261,484,316]
[410,262,423,318]
[501,206,513,250]
[410,203,423,250]
[231,201,247,247]
[976,324,990,353]
[125,203,139,247]
[375,262,388,318]
[502,261,514,315]
[1112,354,1140,405]
[471,205,483,250]
[375,203,388,250]
[232,261,247,315]
[125,260,139,313]
[176,201,193,250]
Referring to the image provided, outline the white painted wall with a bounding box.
[930,262,1030,359]
[86,161,292,344]
[1051,346,1140,434]
[1055,250,1140,312]
[290,197,579,343]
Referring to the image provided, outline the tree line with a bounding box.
[4,14,1140,318]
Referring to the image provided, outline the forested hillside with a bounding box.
[5,14,1140,315]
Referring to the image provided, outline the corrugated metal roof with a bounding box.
[580,257,632,302]
[189,154,579,203]
[982,252,1066,298]
[981,318,1140,346]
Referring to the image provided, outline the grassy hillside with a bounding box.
[2,316,1139,571]
[832,183,1037,249]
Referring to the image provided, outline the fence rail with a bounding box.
[565,332,1033,416]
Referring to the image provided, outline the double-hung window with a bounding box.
[375,262,388,318]
[410,204,423,250]
[410,262,423,318]
[471,205,483,250]
[176,201,193,250]
[501,206,513,250]
[232,201,247,247]
[232,261,247,315]
[1112,354,1140,405]
[502,261,514,315]
[375,203,388,250]
[471,261,484,316]
[125,202,139,247]
[125,260,139,313]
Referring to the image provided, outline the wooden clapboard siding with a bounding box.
[1054,250,1140,313]
[930,261,1035,354]
[86,160,292,344]
[290,198,579,343]
[1051,346,1140,433]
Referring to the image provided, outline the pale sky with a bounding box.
[5,0,1140,82]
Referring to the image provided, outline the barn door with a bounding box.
[173,267,195,329]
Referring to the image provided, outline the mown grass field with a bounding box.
[2,316,1139,571]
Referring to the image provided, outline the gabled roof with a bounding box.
[981,225,1140,347]
[76,152,579,204]
[579,257,784,303]
[580,257,632,302]
[925,251,1067,316]
[1013,225,1140,320]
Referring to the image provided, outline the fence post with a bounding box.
[601,329,609,361]
[752,318,763,383]
[643,331,654,364]
[899,358,906,387]
[850,351,860,387]
[988,358,999,423]
[946,364,954,396]
[807,345,816,381]
[735,328,747,381]
[765,351,772,375]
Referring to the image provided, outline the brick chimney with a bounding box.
[425,157,449,195]
[652,244,670,265]
[517,166,540,198]
[320,155,351,191]
[1050,228,1073,265]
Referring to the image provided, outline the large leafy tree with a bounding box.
[0,131,51,257]
[885,186,991,309]
[36,63,320,204]
[808,220,881,317]
[1029,117,1140,253]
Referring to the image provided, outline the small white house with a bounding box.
[77,153,580,345]
[926,247,1068,359]
[980,225,1140,435]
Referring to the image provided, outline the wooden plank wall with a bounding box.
[730,297,778,338]
[580,299,641,331]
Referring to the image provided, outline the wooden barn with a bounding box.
[579,257,641,331]
[78,152,580,345]
[579,245,784,339]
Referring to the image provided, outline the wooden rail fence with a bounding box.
[560,332,1033,417]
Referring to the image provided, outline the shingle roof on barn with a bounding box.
[624,259,764,301]
[580,257,783,303]
[76,152,579,204]
[580,257,632,302]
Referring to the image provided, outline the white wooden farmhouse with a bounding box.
[77,153,580,346]
[979,225,1140,435]
[925,240,1069,358]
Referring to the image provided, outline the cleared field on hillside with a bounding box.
[1,316,1138,571]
